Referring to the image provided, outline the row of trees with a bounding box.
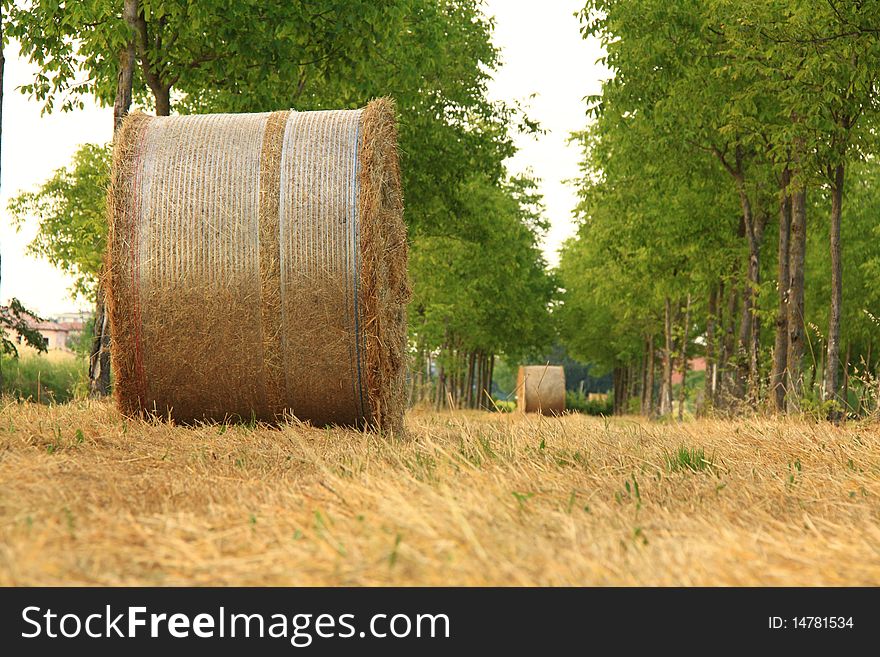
[559,0,880,419]
[3,1,555,406]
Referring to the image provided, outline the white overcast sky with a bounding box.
[0,0,608,316]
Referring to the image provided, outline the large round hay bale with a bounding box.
[106,99,410,430]
[516,365,566,415]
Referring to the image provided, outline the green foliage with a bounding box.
[0,354,86,403]
[6,1,522,237]
[1,299,48,358]
[9,2,546,395]
[409,174,556,392]
[492,399,516,413]
[561,0,880,415]
[8,144,110,301]
[565,390,612,416]
[492,358,516,399]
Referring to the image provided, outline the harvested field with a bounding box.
[0,400,878,586]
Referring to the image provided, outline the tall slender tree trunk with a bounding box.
[841,341,851,419]
[748,212,767,403]
[677,294,691,420]
[628,361,638,411]
[87,287,113,397]
[645,335,655,417]
[415,349,424,404]
[736,276,752,394]
[465,351,476,408]
[722,274,738,392]
[486,354,495,408]
[640,336,649,415]
[660,297,674,416]
[89,21,136,397]
[705,285,717,411]
[787,183,808,411]
[734,187,753,398]
[771,168,792,411]
[472,352,481,409]
[824,163,845,422]
[612,368,619,415]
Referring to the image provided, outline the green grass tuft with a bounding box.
[665,445,715,473]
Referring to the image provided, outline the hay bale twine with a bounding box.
[106,99,410,431]
[516,365,566,415]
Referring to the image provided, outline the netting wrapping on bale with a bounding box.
[516,365,566,415]
[106,99,410,431]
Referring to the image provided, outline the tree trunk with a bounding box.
[125,0,172,117]
[88,287,112,397]
[88,11,137,398]
[841,341,851,419]
[678,294,691,420]
[465,351,476,408]
[786,183,808,411]
[705,285,717,410]
[640,337,649,415]
[614,366,628,416]
[860,342,871,415]
[646,335,655,417]
[771,168,792,411]
[628,361,638,411]
[748,211,767,403]
[486,354,495,408]
[660,297,674,416]
[113,43,135,129]
[154,86,171,116]
[722,275,738,389]
[436,361,446,410]
[472,352,481,409]
[824,163,845,422]
[734,190,753,398]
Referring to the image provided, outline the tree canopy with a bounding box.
[559,0,880,418]
[6,0,555,408]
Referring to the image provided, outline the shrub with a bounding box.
[0,353,87,403]
[565,390,612,415]
[492,399,516,413]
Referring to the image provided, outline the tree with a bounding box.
[8,2,537,403]
[715,0,880,416]
[409,174,555,409]
[565,0,880,420]
[8,144,111,301]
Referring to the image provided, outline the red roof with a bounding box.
[0,306,85,332]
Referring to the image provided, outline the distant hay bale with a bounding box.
[106,99,410,431]
[516,365,566,415]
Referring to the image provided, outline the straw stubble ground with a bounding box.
[0,400,878,585]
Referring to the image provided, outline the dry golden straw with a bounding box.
[106,100,409,430]
[517,365,566,415]
[2,401,879,586]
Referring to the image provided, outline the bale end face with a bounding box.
[516,365,566,415]
[358,98,411,433]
